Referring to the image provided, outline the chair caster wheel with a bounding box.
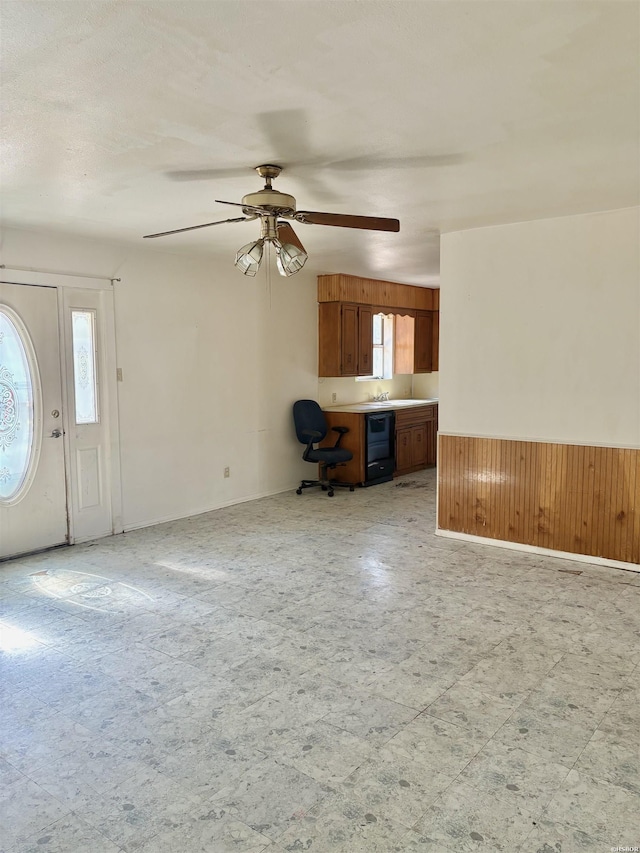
[321,485,328,491]
[349,486,355,492]
[328,490,334,497]
[296,488,302,495]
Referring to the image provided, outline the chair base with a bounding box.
[295,478,356,497]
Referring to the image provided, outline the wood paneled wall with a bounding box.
[318,273,436,310]
[438,435,640,564]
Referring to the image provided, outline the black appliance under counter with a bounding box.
[364,411,395,485]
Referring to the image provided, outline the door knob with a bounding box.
[50,429,63,438]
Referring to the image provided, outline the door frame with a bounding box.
[0,267,123,544]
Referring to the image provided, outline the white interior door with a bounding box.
[0,283,68,559]
[63,288,116,542]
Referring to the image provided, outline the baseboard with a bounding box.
[435,527,640,575]
[121,486,295,534]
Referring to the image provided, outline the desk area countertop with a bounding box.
[322,398,438,414]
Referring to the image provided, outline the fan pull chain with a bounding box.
[266,242,272,310]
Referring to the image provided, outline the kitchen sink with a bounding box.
[361,398,436,408]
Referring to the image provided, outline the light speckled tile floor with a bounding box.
[1,469,639,852]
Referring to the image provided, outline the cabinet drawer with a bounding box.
[394,405,437,428]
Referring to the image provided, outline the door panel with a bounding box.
[396,428,413,472]
[414,310,433,373]
[358,306,373,376]
[0,283,68,558]
[341,304,358,375]
[412,425,428,467]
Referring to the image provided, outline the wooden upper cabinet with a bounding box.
[358,306,373,377]
[318,274,434,310]
[318,276,439,377]
[318,302,341,376]
[394,310,434,374]
[431,309,439,372]
[341,303,359,375]
[318,302,373,377]
[414,311,433,373]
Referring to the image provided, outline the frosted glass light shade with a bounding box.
[275,242,308,277]
[234,239,264,276]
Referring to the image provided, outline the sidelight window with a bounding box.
[71,310,99,424]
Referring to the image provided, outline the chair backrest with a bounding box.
[293,399,328,445]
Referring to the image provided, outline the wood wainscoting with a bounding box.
[438,435,639,565]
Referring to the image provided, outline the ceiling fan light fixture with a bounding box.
[234,239,265,276]
[144,166,399,276]
[275,241,308,277]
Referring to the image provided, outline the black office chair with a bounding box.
[293,400,355,497]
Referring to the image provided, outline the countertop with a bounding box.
[322,398,438,414]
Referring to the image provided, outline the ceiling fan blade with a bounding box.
[295,211,400,232]
[215,199,268,215]
[277,221,306,254]
[166,166,251,182]
[325,153,466,171]
[143,216,249,239]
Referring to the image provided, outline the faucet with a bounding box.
[372,391,390,402]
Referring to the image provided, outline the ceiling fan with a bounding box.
[143,165,400,277]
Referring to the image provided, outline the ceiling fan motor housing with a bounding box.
[241,188,296,213]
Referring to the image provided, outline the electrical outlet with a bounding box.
[331,393,337,403]
[223,467,230,478]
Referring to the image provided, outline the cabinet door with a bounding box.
[393,313,416,375]
[411,425,428,467]
[341,303,359,375]
[424,419,437,466]
[414,311,433,373]
[396,428,413,472]
[358,306,373,376]
[431,310,439,372]
[318,302,341,377]
[321,411,365,484]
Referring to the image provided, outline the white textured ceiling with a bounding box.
[2,0,639,285]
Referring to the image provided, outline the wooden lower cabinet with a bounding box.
[320,411,365,484]
[323,403,438,485]
[395,405,438,475]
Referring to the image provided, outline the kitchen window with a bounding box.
[358,313,394,380]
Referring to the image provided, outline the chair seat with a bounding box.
[307,447,353,464]
[293,400,355,496]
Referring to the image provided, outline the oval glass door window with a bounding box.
[0,308,39,502]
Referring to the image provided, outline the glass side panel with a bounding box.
[373,314,383,345]
[72,310,98,424]
[372,346,384,378]
[0,310,35,501]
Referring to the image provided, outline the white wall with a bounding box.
[440,207,640,447]
[318,375,412,408]
[318,373,439,408]
[0,226,318,529]
[412,372,440,401]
